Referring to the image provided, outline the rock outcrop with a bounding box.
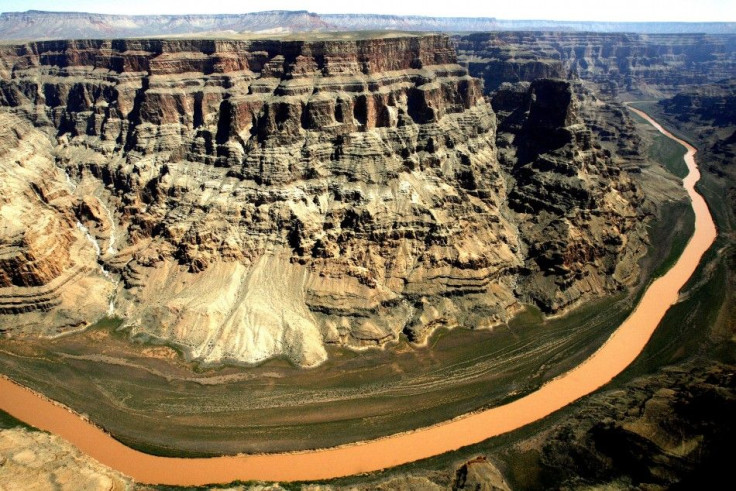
[661,79,736,127]
[0,427,134,490]
[491,79,647,311]
[534,362,736,489]
[0,112,113,333]
[0,35,647,366]
[453,456,511,491]
[456,32,567,94]
[659,79,736,164]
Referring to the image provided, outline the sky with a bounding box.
[0,0,734,23]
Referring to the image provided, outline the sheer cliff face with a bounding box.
[492,80,647,310]
[0,35,646,366]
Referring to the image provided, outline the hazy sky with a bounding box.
[0,0,734,22]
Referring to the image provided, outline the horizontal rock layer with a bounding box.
[0,35,647,366]
[0,112,113,331]
[456,32,736,95]
[660,79,736,129]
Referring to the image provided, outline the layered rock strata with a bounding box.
[659,79,736,163]
[0,112,113,333]
[0,35,646,366]
[456,32,736,96]
[491,80,647,311]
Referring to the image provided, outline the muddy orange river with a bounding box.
[0,109,718,485]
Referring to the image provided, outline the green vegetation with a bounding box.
[649,131,689,178]
[620,247,726,378]
[628,105,689,178]
[627,104,696,280]
[0,408,37,431]
[647,200,695,280]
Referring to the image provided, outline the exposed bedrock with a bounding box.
[0,35,648,366]
[661,79,736,120]
[657,79,736,221]
[0,112,113,331]
[0,427,134,490]
[492,79,648,311]
[456,32,736,95]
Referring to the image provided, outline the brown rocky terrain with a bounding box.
[490,79,647,312]
[456,32,736,97]
[0,34,649,367]
[659,79,736,165]
[0,112,114,334]
[530,362,736,489]
[0,425,134,490]
[0,27,732,491]
[322,60,736,491]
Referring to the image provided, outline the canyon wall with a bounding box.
[456,32,736,95]
[660,79,736,131]
[0,35,647,366]
[657,79,736,228]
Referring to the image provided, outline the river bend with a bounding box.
[0,109,717,485]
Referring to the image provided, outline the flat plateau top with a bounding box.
[0,31,438,45]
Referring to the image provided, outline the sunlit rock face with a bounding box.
[0,34,647,366]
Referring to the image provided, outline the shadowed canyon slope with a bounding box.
[659,78,736,166]
[0,34,650,366]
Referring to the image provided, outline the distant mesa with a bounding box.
[0,9,734,41]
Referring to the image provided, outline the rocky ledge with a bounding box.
[0,34,648,366]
